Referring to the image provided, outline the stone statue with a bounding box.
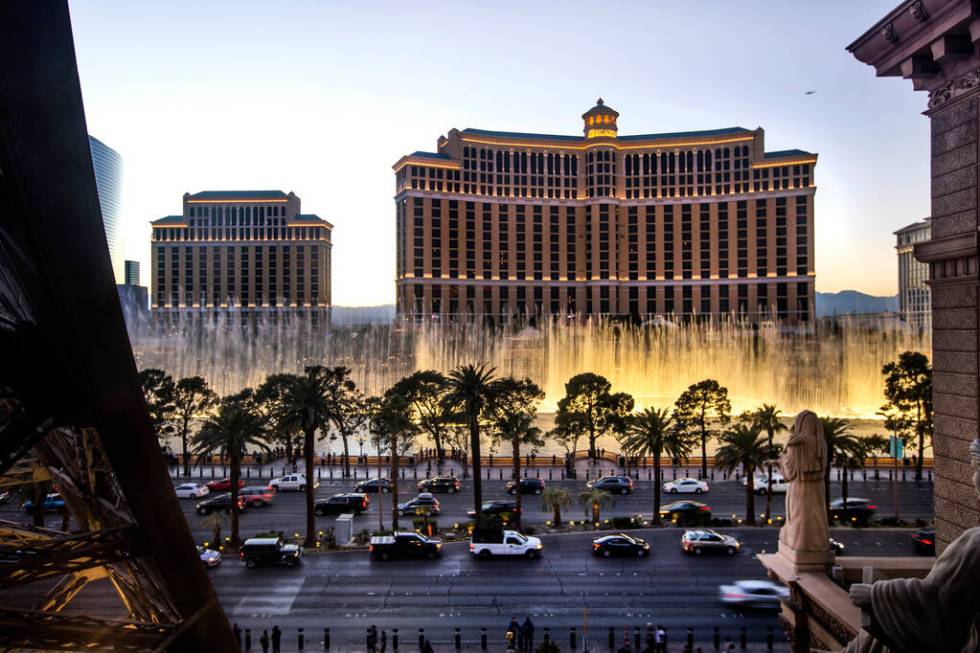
[777,410,832,569]
[837,439,980,653]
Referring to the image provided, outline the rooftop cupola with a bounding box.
[582,98,619,138]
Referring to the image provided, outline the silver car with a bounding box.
[718,580,788,608]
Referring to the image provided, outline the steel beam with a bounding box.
[0,608,175,652]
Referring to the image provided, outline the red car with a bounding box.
[206,478,245,492]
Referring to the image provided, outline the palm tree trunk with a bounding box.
[433,430,445,464]
[588,423,596,459]
[700,427,708,479]
[553,505,562,527]
[391,431,400,530]
[915,404,924,481]
[512,436,521,528]
[469,414,483,520]
[592,502,600,525]
[182,417,191,477]
[842,467,849,506]
[303,427,316,548]
[342,432,351,478]
[745,467,756,526]
[653,456,662,526]
[230,452,241,547]
[377,446,384,532]
[765,428,773,523]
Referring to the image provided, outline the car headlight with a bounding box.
[536,543,543,549]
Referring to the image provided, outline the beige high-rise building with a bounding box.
[895,218,931,329]
[150,190,332,315]
[394,100,817,322]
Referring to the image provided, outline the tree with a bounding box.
[863,433,890,475]
[256,373,303,466]
[172,376,218,477]
[137,368,175,441]
[881,351,933,481]
[276,366,338,547]
[442,363,502,521]
[488,377,544,527]
[201,512,227,549]
[389,370,452,463]
[371,394,418,530]
[193,392,270,547]
[674,379,731,479]
[714,423,767,525]
[578,487,613,525]
[540,487,571,527]
[554,373,634,459]
[820,417,858,517]
[618,407,692,525]
[746,404,787,523]
[321,367,365,478]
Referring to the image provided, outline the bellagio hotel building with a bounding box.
[150,190,332,315]
[394,100,816,322]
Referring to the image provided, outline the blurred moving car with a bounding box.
[719,580,789,609]
[197,545,222,568]
[417,477,460,493]
[592,533,650,557]
[355,478,393,494]
[744,471,789,495]
[240,537,302,568]
[829,498,876,526]
[369,532,442,560]
[239,486,275,507]
[663,478,709,494]
[270,473,317,492]
[681,529,740,556]
[470,529,543,558]
[659,500,711,525]
[397,493,441,516]
[206,478,245,492]
[911,528,936,555]
[195,493,245,515]
[830,538,846,555]
[315,493,369,516]
[0,490,11,504]
[586,476,633,495]
[23,493,66,514]
[175,483,209,499]
[505,478,545,495]
[467,500,520,518]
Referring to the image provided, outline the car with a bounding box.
[0,490,10,504]
[195,493,245,515]
[586,475,634,495]
[240,537,302,568]
[681,529,740,556]
[745,471,789,495]
[197,545,222,568]
[206,477,245,492]
[829,498,876,526]
[269,473,317,492]
[398,493,441,516]
[592,533,650,558]
[315,493,370,516]
[470,529,543,558]
[467,500,520,517]
[239,486,275,507]
[659,501,711,525]
[355,478,393,494]
[505,478,545,495]
[663,478,709,494]
[911,528,936,555]
[718,580,789,609]
[369,532,443,560]
[175,483,210,499]
[416,477,461,494]
[23,493,66,514]
[830,538,846,555]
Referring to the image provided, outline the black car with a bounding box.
[417,477,460,494]
[369,532,443,561]
[355,478,393,494]
[587,475,634,495]
[592,533,650,557]
[195,493,245,515]
[659,500,711,525]
[315,493,369,516]
[398,493,441,516]
[911,528,935,555]
[239,537,302,568]
[828,498,876,526]
[467,500,520,517]
[505,478,545,495]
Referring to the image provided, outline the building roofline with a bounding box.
[893,217,932,235]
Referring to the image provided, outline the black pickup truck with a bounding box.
[369,532,443,561]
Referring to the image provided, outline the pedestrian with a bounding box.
[422,639,434,653]
[271,625,281,653]
[259,630,270,653]
[233,622,241,648]
[367,625,377,652]
[654,624,664,652]
[379,629,387,653]
[521,616,535,651]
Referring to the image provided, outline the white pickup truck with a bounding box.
[469,529,543,559]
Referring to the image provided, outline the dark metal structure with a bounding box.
[0,2,237,650]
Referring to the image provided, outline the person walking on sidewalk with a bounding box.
[520,616,535,651]
[270,625,281,653]
[259,630,269,653]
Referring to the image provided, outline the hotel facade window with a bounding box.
[394,100,817,322]
[894,218,931,330]
[150,190,332,316]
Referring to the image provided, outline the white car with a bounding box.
[270,473,318,492]
[719,580,788,609]
[470,530,543,559]
[663,478,709,494]
[745,472,789,495]
[175,483,209,499]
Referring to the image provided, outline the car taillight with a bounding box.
[239,551,244,559]
[469,544,475,551]
[700,506,710,512]
[722,593,748,600]
[867,505,877,510]
[920,538,933,545]
[368,544,374,552]
[362,501,367,509]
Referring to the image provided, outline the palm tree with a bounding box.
[820,417,858,519]
[748,404,787,523]
[540,487,571,527]
[618,407,691,525]
[193,392,270,547]
[371,394,417,530]
[276,367,337,547]
[578,487,613,526]
[494,411,544,527]
[201,512,227,548]
[863,434,890,479]
[442,363,501,521]
[172,376,218,477]
[714,423,768,525]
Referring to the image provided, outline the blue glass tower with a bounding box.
[89,135,123,282]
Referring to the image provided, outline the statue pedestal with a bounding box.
[776,543,835,573]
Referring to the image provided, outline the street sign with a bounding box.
[889,435,905,459]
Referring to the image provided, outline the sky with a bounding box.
[69,0,928,305]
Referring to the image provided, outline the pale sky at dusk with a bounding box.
[69,0,926,305]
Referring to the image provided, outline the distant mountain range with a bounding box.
[815,290,898,316]
[330,291,898,324]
